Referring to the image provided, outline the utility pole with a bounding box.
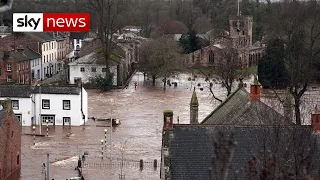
[46,153,50,180]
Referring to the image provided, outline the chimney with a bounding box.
[163,110,173,130]
[190,87,199,124]
[311,105,320,132]
[283,88,293,122]
[250,75,261,102]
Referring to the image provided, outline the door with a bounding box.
[15,114,22,126]
[63,117,71,127]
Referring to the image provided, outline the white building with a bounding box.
[68,51,119,86]
[27,32,69,80]
[0,85,88,126]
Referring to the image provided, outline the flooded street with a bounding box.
[21,72,225,180]
[20,72,319,179]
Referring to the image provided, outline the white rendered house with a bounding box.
[0,85,88,126]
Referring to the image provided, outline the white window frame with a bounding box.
[7,75,12,82]
[63,100,71,110]
[80,67,85,72]
[7,64,11,71]
[12,100,19,110]
[42,99,50,109]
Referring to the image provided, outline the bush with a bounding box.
[89,73,114,91]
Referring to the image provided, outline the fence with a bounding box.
[83,158,159,170]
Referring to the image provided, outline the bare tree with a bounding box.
[87,0,129,75]
[266,1,320,125]
[215,46,240,96]
[139,37,183,91]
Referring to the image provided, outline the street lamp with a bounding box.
[32,126,36,145]
[45,119,49,137]
[110,99,114,161]
[37,84,42,135]
[100,139,104,159]
[104,129,107,157]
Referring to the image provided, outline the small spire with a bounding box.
[238,76,244,88]
[191,87,198,106]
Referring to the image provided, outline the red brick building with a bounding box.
[0,47,40,84]
[0,99,21,180]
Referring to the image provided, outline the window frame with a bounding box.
[42,99,50,109]
[63,100,71,110]
[7,64,11,71]
[80,67,85,72]
[12,100,19,110]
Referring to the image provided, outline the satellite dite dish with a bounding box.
[0,105,3,111]
[0,0,13,13]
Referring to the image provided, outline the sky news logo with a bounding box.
[13,13,90,32]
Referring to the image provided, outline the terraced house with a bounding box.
[0,47,40,84]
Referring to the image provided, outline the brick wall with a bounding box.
[0,100,21,180]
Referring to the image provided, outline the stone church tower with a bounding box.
[190,87,199,124]
[229,15,253,48]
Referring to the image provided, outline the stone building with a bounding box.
[0,99,21,180]
[186,15,265,69]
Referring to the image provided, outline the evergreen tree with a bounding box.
[258,38,290,88]
[179,30,202,54]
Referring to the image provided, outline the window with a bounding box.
[76,39,80,44]
[22,63,24,70]
[63,100,71,110]
[80,67,85,72]
[7,75,12,82]
[42,99,50,109]
[11,131,13,137]
[37,69,40,79]
[26,74,29,82]
[26,62,28,69]
[41,115,54,123]
[102,68,107,72]
[17,155,20,165]
[12,100,19,110]
[7,64,11,71]
[43,56,46,63]
[209,51,214,63]
[91,67,96,72]
[18,64,20,71]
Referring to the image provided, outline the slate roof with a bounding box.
[0,85,32,97]
[68,51,123,66]
[0,85,81,97]
[201,88,291,125]
[169,125,318,180]
[26,32,56,42]
[70,32,87,40]
[2,47,41,61]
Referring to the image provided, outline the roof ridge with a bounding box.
[200,87,245,124]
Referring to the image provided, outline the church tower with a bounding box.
[229,15,253,47]
[190,87,199,124]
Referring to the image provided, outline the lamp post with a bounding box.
[104,129,107,158]
[32,126,36,145]
[110,99,114,161]
[45,119,49,137]
[37,84,42,135]
[100,139,104,159]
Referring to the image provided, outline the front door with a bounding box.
[15,114,22,126]
[63,117,71,127]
